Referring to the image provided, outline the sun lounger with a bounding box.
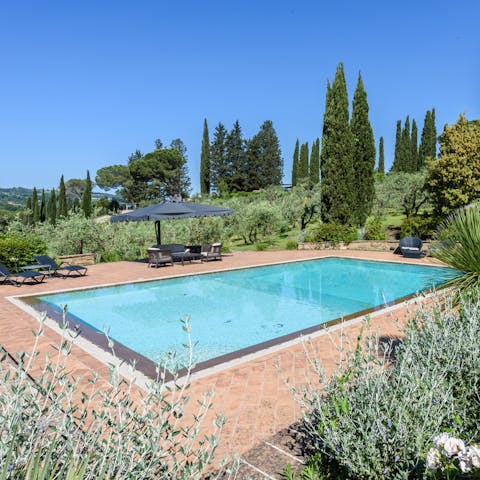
[33,255,88,277]
[147,248,174,268]
[0,262,45,286]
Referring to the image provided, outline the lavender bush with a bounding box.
[289,291,480,479]
[0,312,226,479]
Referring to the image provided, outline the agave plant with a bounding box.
[433,204,480,292]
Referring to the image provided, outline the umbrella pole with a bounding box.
[155,221,161,246]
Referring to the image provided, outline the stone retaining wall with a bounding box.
[299,240,432,253]
[57,253,96,265]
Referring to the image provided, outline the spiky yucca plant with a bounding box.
[433,204,480,292]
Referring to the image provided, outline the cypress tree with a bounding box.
[419,108,437,167]
[210,123,229,194]
[39,189,46,223]
[58,175,68,218]
[298,142,309,182]
[309,138,320,183]
[419,110,430,168]
[32,187,39,224]
[378,136,385,174]
[411,119,419,171]
[24,197,33,225]
[81,171,92,218]
[392,120,402,171]
[47,188,57,225]
[430,108,437,159]
[400,116,411,172]
[350,72,376,225]
[292,139,299,186]
[226,120,246,191]
[320,63,355,224]
[200,119,210,195]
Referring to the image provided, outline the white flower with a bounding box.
[433,432,451,448]
[458,445,480,473]
[443,437,465,457]
[470,445,480,468]
[459,448,473,473]
[426,447,442,471]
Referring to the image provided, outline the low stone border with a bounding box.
[299,240,432,253]
[57,252,96,265]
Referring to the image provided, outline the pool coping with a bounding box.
[8,255,451,387]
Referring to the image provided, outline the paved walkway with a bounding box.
[0,250,443,469]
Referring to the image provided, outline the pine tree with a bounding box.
[320,63,355,224]
[226,120,246,191]
[210,123,229,194]
[378,136,385,174]
[350,72,376,225]
[32,187,39,224]
[298,142,309,182]
[39,189,46,223]
[291,139,299,186]
[410,119,419,171]
[81,171,92,218]
[58,175,68,218]
[309,138,320,183]
[47,188,57,225]
[253,120,283,188]
[392,120,402,171]
[200,119,210,195]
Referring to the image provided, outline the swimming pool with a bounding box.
[30,258,453,372]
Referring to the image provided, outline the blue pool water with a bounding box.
[35,258,453,364]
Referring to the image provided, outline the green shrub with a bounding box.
[255,241,268,251]
[364,216,386,240]
[286,239,298,250]
[0,233,46,269]
[221,243,232,254]
[433,204,480,293]
[400,215,438,239]
[0,313,225,478]
[291,292,480,479]
[310,223,357,244]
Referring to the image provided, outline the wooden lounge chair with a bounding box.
[33,255,88,277]
[399,237,424,258]
[147,248,173,268]
[201,243,222,262]
[0,262,45,286]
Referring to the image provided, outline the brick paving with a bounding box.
[0,250,444,469]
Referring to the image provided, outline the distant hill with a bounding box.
[0,187,31,210]
[0,187,121,212]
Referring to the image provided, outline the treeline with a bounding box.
[391,109,437,172]
[200,119,283,195]
[95,138,191,204]
[291,139,320,186]
[22,172,96,226]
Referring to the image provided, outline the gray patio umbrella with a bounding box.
[110,201,234,245]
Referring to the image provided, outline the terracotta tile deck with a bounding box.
[0,250,444,467]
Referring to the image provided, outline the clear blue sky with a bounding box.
[1,0,479,193]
